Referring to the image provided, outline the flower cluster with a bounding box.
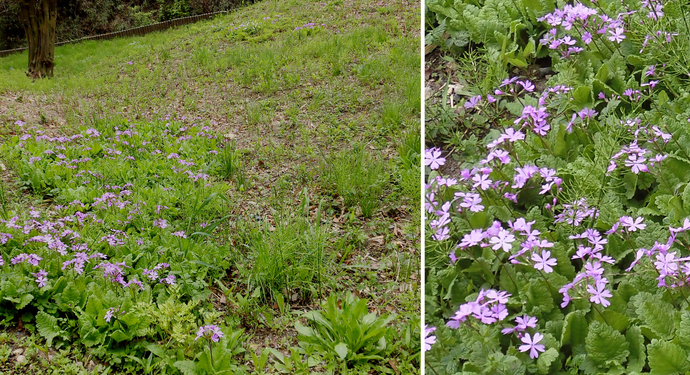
[195,324,224,342]
[446,289,510,327]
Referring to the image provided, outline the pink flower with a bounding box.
[489,229,515,252]
[459,229,484,249]
[195,325,224,342]
[532,250,557,273]
[424,148,446,170]
[620,216,646,232]
[587,280,612,307]
[519,332,545,359]
[424,325,437,351]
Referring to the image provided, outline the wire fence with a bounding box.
[0,7,242,57]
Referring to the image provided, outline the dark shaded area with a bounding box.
[0,0,259,50]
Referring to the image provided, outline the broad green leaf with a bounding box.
[626,326,645,373]
[632,292,679,339]
[585,321,629,365]
[678,311,690,350]
[599,310,630,332]
[334,342,348,360]
[522,39,535,58]
[110,330,133,343]
[647,339,690,374]
[561,312,590,347]
[36,311,64,347]
[572,86,591,107]
[595,63,609,82]
[173,360,198,375]
[60,281,82,309]
[536,348,558,374]
[657,90,669,107]
[682,184,690,212]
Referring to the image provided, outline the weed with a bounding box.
[321,144,389,218]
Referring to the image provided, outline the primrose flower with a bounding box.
[195,325,224,342]
[104,307,115,322]
[608,27,626,43]
[459,229,485,249]
[424,148,446,170]
[32,269,48,287]
[532,250,557,273]
[624,155,648,174]
[620,216,646,232]
[464,95,481,109]
[424,325,437,351]
[11,253,42,266]
[489,229,515,252]
[153,219,168,229]
[502,315,538,335]
[519,332,545,359]
[587,279,613,307]
[160,274,176,285]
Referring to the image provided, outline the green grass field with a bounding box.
[0,0,420,373]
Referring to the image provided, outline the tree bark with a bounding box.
[19,0,57,79]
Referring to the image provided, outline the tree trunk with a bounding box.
[19,0,57,79]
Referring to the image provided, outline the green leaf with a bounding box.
[173,360,198,375]
[9,294,34,310]
[632,292,679,340]
[681,184,690,212]
[678,311,690,350]
[110,330,133,343]
[647,339,690,374]
[585,321,629,365]
[60,281,82,309]
[572,86,592,107]
[522,39,535,58]
[626,326,646,373]
[36,311,64,347]
[657,90,669,107]
[599,310,630,332]
[595,63,609,82]
[561,310,588,355]
[536,348,558,374]
[334,342,348,360]
[506,57,528,68]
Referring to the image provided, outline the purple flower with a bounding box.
[608,27,626,43]
[195,325,224,342]
[171,231,187,239]
[424,325,436,351]
[620,216,646,231]
[519,332,545,359]
[458,193,484,212]
[624,155,648,174]
[160,274,176,285]
[517,80,535,92]
[464,95,482,109]
[32,269,48,287]
[582,31,593,44]
[105,307,115,322]
[12,253,42,266]
[532,250,557,273]
[424,148,446,170]
[655,252,679,275]
[502,315,538,335]
[459,229,484,249]
[489,229,515,252]
[153,219,168,229]
[587,280,612,307]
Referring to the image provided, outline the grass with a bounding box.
[0,0,421,373]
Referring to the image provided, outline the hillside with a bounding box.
[0,0,421,373]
